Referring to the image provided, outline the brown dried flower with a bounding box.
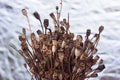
[22,9,27,16]
[33,11,40,20]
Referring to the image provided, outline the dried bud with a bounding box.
[56,6,59,10]
[18,35,26,41]
[44,19,49,28]
[63,18,67,24]
[89,73,98,78]
[60,26,65,34]
[18,36,23,41]
[75,48,81,59]
[99,25,104,34]
[33,11,40,20]
[95,64,105,71]
[31,33,36,41]
[98,59,103,65]
[22,28,26,34]
[42,44,48,53]
[22,9,27,16]
[37,29,42,35]
[60,21,64,26]
[61,40,66,48]
[50,13,57,22]
[92,48,98,54]
[21,42,28,50]
[24,63,27,68]
[70,33,74,39]
[53,71,58,79]
[93,55,99,63]
[94,33,98,37]
[76,35,83,42]
[86,29,91,37]
[54,26,59,32]
[85,69,92,75]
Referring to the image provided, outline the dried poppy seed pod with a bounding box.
[33,11,40,20]
[99,25,104,34]
[63,18,67,24]
[93,55,99,63]
[22,9,27,16]
[60,21,64,26]
[31,33,36,41]
[70,33,74,39]
[76,35,83,42]
[75,48,81,59]
[92,48,98,54]
[46,50,52,56]
[50,13,57,22]
[95,64,105,71]
[87,73,98,78]
[24,63,27,68]
[98,59,104,65]
[54,26,59,32]
[85,68,92,76]
[44,19,49,28]
[61,40,66,48]
[60,26,65,34]
[21,42,28,50]
[18,35,26,41]
[42,44,48,53]
[86,29,91,37]
[56,6,59,10]
[37,29,42,35]
[53,71,58,79]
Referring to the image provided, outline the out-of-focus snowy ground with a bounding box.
[0,0,120,80]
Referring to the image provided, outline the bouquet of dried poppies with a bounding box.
[17,1,105,80]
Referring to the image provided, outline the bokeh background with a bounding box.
[0,0,120,80]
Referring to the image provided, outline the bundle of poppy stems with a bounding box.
[17,2,105,80]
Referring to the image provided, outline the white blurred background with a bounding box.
[0,0,120,80]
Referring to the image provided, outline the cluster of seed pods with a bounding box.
[17,4,105,80]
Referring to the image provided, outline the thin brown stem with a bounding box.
[26,15,32,34]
